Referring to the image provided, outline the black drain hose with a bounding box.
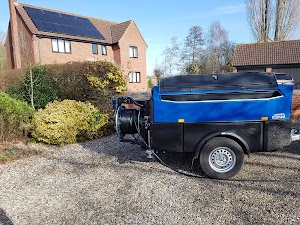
[150,149,300,183]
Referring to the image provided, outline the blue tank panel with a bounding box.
[152,83,293,123]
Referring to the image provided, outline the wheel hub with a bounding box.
[209,147,236,173]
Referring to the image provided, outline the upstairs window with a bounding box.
[52,39,71,53]
[101,45,107,55]
[129,46,138,58]
[92,44,98,54]
[129,72,141,83]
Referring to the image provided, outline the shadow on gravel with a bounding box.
[246,161,300,171]
[255,152,300,161]
[282,141,300,155]
[79,137,145,164]
[80,136,204,175]
[0,208,13,225]
[218,179,300,197]
[80,135,300,184]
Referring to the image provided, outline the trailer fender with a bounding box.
[194,132,250,159]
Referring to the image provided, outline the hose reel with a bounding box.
[115,106,140,139]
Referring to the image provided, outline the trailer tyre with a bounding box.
[200,137,244,179]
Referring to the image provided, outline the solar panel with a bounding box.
[33,21,47,31]
[23,6,105,40]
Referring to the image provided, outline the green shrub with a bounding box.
[0,92,34,141]
[31,100,109,145]
[6,65,58,110]
[147,79,154,89]
[47,61,125,114]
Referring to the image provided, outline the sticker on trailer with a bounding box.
[272,113,286,120]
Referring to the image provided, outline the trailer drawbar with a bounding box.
[112,72,299,179]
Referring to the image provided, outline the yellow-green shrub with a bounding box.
[31,100,109,145]
[47,61,126,114]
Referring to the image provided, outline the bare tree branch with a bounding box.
[246,0,272,42]
[246,0,300,42]
[206,22,235,73]
[162,36,181,75]
[274,0,300,41]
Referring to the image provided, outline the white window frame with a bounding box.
[52,39,58,52]
[101,45,107,55]
[64,40,71,53]
[129,72,141,83]
[52,39,71,53]
[129,46,138,58]
[92,43,98,54]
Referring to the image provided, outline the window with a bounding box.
[129,72,141,83]
[92,43,98,54]
[58,39,65,53]
[52,39,58,52]
[52,39,71,53]
[101,45,107,55]
[129,46,138,58]
[64,41,71,53]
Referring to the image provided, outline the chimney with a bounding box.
[8,0,21,69]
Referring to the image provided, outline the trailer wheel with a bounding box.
[199,137,244,179]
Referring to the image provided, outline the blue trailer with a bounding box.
[112,72,297,179]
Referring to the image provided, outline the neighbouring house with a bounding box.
[5,0,147,92]
[232,40,300,89]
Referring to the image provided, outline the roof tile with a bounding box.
[233,40,300,67]
[111,21,132,43]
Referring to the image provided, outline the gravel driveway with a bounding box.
[0,134,299,225]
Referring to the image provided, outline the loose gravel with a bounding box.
[0,134,299,225]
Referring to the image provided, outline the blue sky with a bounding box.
[0,0,263,75]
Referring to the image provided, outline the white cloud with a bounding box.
[184,4,245,19]
[214,4,245,14]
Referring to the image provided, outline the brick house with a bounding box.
[5,0,147,92]
[232,40,300,89]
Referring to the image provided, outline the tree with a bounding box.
[158,23,234,75]
[7,65,58,110]
[246,0,271,42]
[206,22,236,73]
[246,0,300,42]
[207,21,229,48]
[274,0,300,40]
[153,66,163,81]
[181,25,205,63]
[184,61,206,74]
[219,41,236,73]
[0,30,7,71]
[162,36,181,75]
[206,21,229,73]
[147,79,154,89]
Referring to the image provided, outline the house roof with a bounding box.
[111,21,132,44]
[15,2,133,44]
[233,40,300,67]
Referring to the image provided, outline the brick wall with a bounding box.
[16,10,35,68]
[7,0,35,69]
[33,38,114,65]
[5,23,14,69]
[292,93,300,120]
[118,21,147,92]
